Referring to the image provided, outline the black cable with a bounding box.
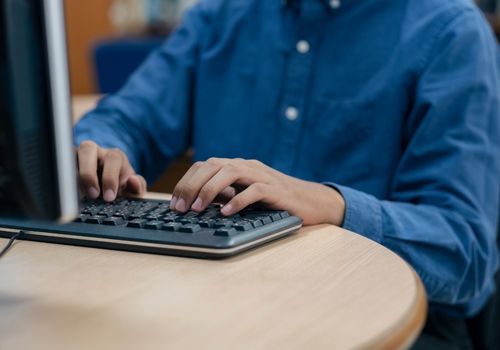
[0,231,21,258]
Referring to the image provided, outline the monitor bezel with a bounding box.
[42,0,79,222]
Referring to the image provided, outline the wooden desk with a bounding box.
[0,193,426,350]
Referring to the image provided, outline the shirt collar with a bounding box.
[281,0,343,10]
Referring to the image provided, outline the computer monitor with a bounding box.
[0,0,78,222]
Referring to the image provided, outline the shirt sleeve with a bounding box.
[74,3,212,182]
[328,9,500,315]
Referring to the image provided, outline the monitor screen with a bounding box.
[0,0,78,221]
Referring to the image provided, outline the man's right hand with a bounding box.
[76,140,147,202]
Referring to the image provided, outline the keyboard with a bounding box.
[0,198,303,258]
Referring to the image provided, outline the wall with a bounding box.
[65,0,115,95]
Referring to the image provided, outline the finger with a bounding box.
[173,161,223,212]
[177,161,226,212]
[77,141,100,199]
[194,164,259,212]
[101,149,124,202]
[116,157,139,193]
[213,186,237,204]
[122,175,147,197]
[170,161,207,210]
[221,183,272,216]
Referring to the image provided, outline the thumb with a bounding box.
[123,175,147,196]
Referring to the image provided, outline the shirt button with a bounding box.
[285,107,299,121]
[296,40,310,54]
[329,0,341,9]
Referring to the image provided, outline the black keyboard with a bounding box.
[77,198,293,235]
[0,198,303,258]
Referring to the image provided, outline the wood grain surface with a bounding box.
[0,194,426,350]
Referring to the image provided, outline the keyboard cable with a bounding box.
[0,231,22,259]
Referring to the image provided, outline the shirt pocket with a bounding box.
[310,96,375,148]
[307,96,376,181]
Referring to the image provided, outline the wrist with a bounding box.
[292,179,346,226]
[318,184,345,226]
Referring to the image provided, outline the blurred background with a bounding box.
[64,0,500,192]
[65,0,498,95]
[65,0,196,95]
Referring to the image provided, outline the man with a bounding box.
[75,0,500,348]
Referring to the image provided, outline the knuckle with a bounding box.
[79,172,97,185]
[207,157,221,165]
[109,148,124,157]
[250,183,265,195]
[223,163,238,175]
[199,184,216,200]
[177,183,194,197]
[104,150,123,162]
[79,140,97,151]
[249,159,262,167]
[192,161,204,169]
[174,184,186,195]
[102,173,117,187]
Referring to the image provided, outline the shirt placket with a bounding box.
[272,3,327,175]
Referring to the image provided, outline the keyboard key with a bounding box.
[199,220,216,228]
[249,219,263,228]
[233,222,253,231]
[200,211,218,220]
[103,217,126,226]
[214,228,238,237]
[259,216,272,225]
[129,213,147,220]
[145,221,164,230]
[75,214,89,223]
[279,211,290,219]
[270,213,282,222]
[179,218,199,225]
[127,219,147,228]
[162,222,182,231]
[86,215,106,224]
[184,211,199,219]
[215,221,232,228]
[179,224,202,233]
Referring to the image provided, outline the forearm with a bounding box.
[329,184,498,316]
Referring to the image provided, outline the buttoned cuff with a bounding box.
[323,183,384,244]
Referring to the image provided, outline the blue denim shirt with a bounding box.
[75,0,500,316]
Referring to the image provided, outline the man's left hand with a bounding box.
[170,158,345,226]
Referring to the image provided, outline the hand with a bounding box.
[76,140,147,202]
[170,158,346,226]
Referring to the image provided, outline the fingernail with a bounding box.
[170,196,178,209]
[88,187,99,199]
[221,204,233,216]
[175,197,187,212]
[191,197,203,211]
[103,189,115,202]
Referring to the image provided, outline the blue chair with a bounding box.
[93,36,165,94]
